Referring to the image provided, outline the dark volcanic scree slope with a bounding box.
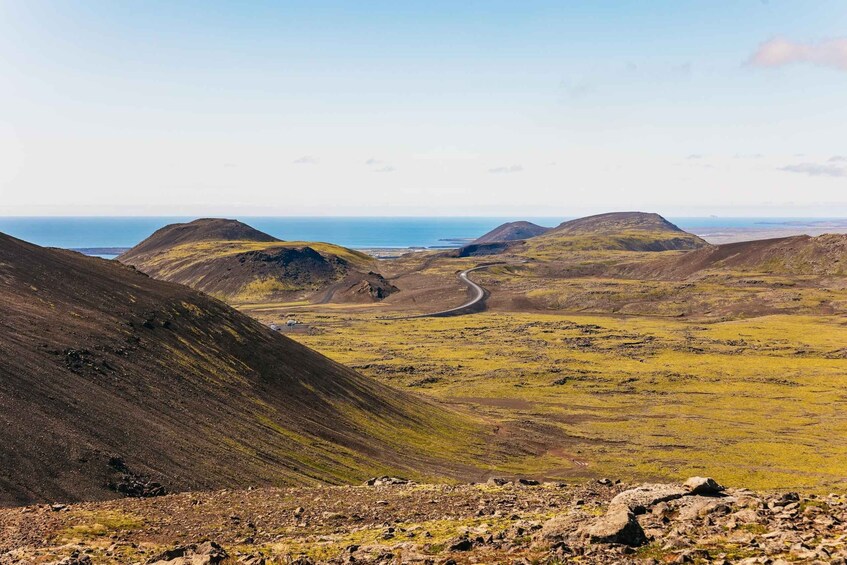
[0,232,480,506]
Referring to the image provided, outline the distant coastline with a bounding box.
[5,216,847,256]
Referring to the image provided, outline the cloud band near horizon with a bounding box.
[749,37,847,71]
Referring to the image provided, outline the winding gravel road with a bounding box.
[420,265,493,317]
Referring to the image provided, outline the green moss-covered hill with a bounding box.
[119,219,397,304]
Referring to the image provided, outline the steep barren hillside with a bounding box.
[525,212,709,257]
[119,219,397,303]
[473,221,551,244]
[0,233,479,506]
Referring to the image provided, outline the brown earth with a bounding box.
[0,232,482,507]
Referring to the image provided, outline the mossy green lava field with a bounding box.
[252,308,847,492]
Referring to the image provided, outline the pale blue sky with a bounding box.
[1,1,845,216]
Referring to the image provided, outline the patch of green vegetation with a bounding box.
[737,523,769,535]
[522,229,705,260]
[60,510,144,540]
[265,308,847,492]
[143,240,374,273]
[235,277,304,302]
[267,514,537,562]
[636,542,674,561]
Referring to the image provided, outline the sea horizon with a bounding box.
[2,215,847,255]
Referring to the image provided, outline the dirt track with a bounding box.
[416,265,492,317]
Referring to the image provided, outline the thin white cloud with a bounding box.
[687,154,703,160]
[558,79,594,101]
[293,156,318,164]
[365,158,383,165]
[671,62,693,77]
[779,162,845,177]
[749,37,847,71]
[373,166,395,173]
[828,155,846,162]
[488,165,523,174]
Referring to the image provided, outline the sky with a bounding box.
[0,1,845,217]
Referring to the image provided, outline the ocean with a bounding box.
[1,216,847,258]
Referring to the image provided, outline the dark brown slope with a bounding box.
[124,218,280,257]
[0,233,477,506]
[118,219,396,304]
[620,233,847,279]
[473,221,551,244]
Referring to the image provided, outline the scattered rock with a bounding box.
[487,477,510,486]
[365,476,411,486]
[52,550,91,565]
[676,497,733,521]
[107,456,167,498]
[408,376,441,387]
[582,508,647,546]
[9,480,847,565]
[729,508,761,525]
[447,536,474,551]
[540,514,581,541]
[609,483,687,514]
[147,541,227,565]
[683,476,725,496]
[111,474,167,498]
[518,478,540,486]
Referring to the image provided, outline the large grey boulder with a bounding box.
[683,476,725,496]
[609,483,688,514]
[539,513,582,541]
[147,541,227,565]
[582,508,647,546]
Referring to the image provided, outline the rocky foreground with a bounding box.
[1,478,845,564]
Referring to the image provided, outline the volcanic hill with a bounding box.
[453,212,708,259]
[119,219,397,304]
[473,221,551,244]
[526,212,709,255]
[620,233,847,279]
[0,232,479,506]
